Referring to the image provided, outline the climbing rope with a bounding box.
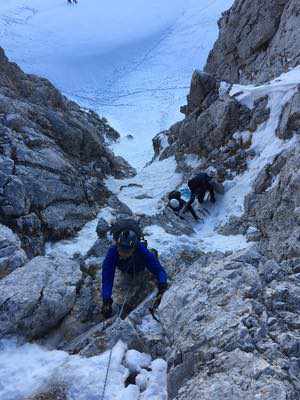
[100,260,138,400]
[100,345,114,400]
[99,287,131,400]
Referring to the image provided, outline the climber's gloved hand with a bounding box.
[101,298,113,319]
[157,282,168,295]
[151,283,168,311]
[210,196,216,204]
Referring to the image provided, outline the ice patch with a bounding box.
[125,350,152,374]
[137,359,168,400]
[0,339,167,400]
[106,157,182,216]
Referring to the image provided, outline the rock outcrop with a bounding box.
[0,47,134,258]
[148,6,300,398]
[153,71,269,183]
[0,223,27,279]
[0,255,82,339]
[205,0,300,84]
[161,247,300,399]
[237,146,300,261]
[276,91,300,140]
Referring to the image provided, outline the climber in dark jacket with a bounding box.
[184,172,216,211]
[168,190,199,220]
[101,229,168,318]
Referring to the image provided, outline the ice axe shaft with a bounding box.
[149,307,161,323]
[149,291,163,322]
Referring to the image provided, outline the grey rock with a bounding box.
[63,318,142,357]
[0,47,133,258]
[171,342,293,400]
[15,213,43,258]
[85,238,109,259]
[249,96,271,132]
[217,215,247,236]
[4,113,27,131]
[182,70,219,116]
[0,155,14,175]
[0,175,30,217]
[241,147,300,261]
[157,94,251,165]
[276,91,300,139]
[246,226,262,242]
[224,155,238,169]
[0,255,82,339]
[40,202,98,239]
[253,165,273,194]
[205,0,299,84]
[279,333,300,358]
[230,245,263,268]
[136,240,296,399]
[259,259,284,284]
[0,223,27,278]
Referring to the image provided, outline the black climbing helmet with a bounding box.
[111,218,143,241]
[116,229,139,252]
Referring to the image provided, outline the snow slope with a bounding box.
[0,0,234,169]
[0,339,167,400]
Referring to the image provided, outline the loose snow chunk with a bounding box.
[117,384,140,400]
[125,349,152,373]
[137,359,168,400]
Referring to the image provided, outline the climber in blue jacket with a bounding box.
[101,226,168,318]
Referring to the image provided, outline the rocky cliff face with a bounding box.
[148,3,300,397]
[205,0,300,84]
[162,246,300,399]
[1,2,300,399]
[153,70,270,182]
[0,47,133,260]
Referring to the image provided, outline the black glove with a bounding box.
[158,282,168,294]
[152,283,168,311]
[101,298,113,319]
[210,196,216,203]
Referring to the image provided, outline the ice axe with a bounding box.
[149,290,164,323]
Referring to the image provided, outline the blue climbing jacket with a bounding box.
[102,242,167,300]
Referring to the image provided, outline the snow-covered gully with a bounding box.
[2,67,299,400]
[1,1,300,400]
